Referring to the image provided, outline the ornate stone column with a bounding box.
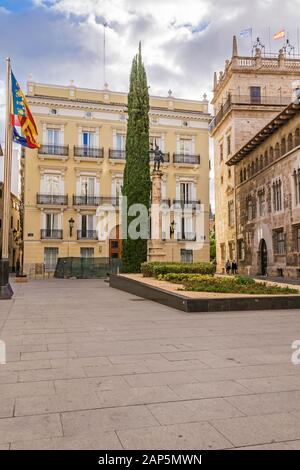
[147,169,166,262]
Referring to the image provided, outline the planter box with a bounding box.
[15,275,28,283]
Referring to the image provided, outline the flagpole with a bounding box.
[0,57,13,299]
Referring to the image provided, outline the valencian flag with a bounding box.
[274,30,285,40]
[11,71,40,149]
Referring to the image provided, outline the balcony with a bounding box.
[37,194,68,206]
[41,229,63,240]
[173,200,201,208]
[109,149,126,160]
[77,230,98,240]
[173,154,200,165]
[178,233,197,242]
[73,196,120,207]
[209,94,291,134]
[74,146,104,159]
[38,145,69,158]
[73,195,102,206]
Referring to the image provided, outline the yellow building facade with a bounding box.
[0,182,21,272]
[23,82,210,275]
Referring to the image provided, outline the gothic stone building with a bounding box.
[210,36,300,273]
[227,101,300,278]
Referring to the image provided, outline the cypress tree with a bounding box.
[122,43,151,272]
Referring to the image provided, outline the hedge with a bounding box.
[161,274,298,295]
[141,262,215,278]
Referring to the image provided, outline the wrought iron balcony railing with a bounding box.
[173,199,201,208]
[74,146,104,158]
[77,230,98,240]
[73,195,120,207]
[38,145,69,157]
[173,154,200,164]
[209,94,291,133]
[41,229,63,239]
[73,195,102,206]
[37,194,68,205]
[109,149,126,160]
[177,232,197,241]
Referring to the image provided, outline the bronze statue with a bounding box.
[150,144,164,171]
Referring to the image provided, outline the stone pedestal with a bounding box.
[147,170,166,262]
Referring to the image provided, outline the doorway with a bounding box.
[259,239,268,275]
[109,225,122,259]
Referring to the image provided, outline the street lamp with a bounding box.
[68,218,75,237]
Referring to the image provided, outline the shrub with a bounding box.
[160,273,298,295]
[141,262,215,278]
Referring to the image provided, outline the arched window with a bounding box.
[269,146,274,162]
[247,164,250,179]
[251,161,255,175]
[255,157,259,172]
[295,128,300,147]
[281,137,286,156]
[240,169,243,183]
[264,150,269,166]
[243,168,247,181]
[275,143,280,159]
[260,155,263,170]
[287,133,293,152]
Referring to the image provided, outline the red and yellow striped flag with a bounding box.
[273,30,285,40]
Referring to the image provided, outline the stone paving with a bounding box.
[0,279,300,450]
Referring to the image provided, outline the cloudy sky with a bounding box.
[0,0,299,202]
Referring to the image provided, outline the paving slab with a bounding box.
[1,278,300,450]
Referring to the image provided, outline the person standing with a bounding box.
[225,260,231,275]
[232,260,238,275]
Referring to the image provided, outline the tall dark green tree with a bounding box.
[122,43,151,272]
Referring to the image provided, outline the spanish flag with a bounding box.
[273,30,285,40]
[11,71,40,149]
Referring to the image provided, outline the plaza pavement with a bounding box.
[0,279,300,450]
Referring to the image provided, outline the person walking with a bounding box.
[225,260,231,275]
[232,260,238,275]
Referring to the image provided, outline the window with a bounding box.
[44,247,59,272]
[80,176,95,197]
[227,135,231,156]
[116,133,126,151]
[80,248,94,258]
[258,188,265,217]
[45,213,59,231]
[238,240,245,261]
[220,243,226,261]
[179,138,192,155]
[220,144,223,162]
[246,196,254,221]
[274,229,285,255]
[10,216,13,229]
[228,241,235,260]
[228,200,234,227]
[275,143,280,159]
[287,134,293,152]
[272,179,282,212]
[269,146,274,162]
[149,136,162,150]
[228,168,231,178]
[181,216,195,241]
[47,128,60,145]
[181,249,193,263]
[81,215,94,235]
[43,174,61,195]
[293,169,300,206]
[82,131,95,149]
[294,226,300,252]
[264,150,269,167]
[180,182,193,203]
[250,86,261,104]
[295,128,300,147]
[281,137,286,156]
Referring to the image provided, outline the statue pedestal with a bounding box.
[147,170,166,262]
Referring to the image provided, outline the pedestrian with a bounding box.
[225,260,231,275]
[232,260,238,275]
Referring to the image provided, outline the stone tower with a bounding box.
[210,35,300,272]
